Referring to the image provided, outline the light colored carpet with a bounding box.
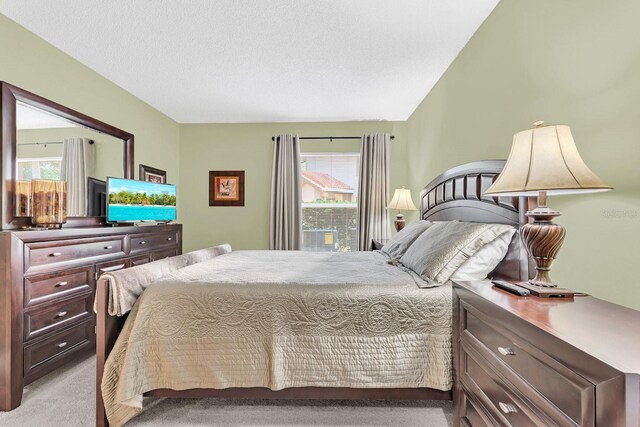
[0,355,452,426]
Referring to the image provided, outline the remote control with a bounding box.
[492,280,530,296]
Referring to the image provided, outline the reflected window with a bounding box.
[16,157,62,180]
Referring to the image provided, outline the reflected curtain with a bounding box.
[270,134,302,250]
[60,138,96,216]
[357,133,391,250]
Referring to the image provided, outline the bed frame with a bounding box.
[95,160,532,426]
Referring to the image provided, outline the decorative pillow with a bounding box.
[380,220,433,261]
[450,228,516,281]
[399,221,515,287]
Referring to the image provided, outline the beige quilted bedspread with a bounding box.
[102,250,452,426]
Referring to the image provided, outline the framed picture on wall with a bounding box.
[139,164,167,184]
[209,170,245,207]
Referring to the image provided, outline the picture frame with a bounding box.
[209,170,245,207]
[139,164,167,184]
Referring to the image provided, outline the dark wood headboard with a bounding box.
[420,160,532,281]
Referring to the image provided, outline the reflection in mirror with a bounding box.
[16,102,124,217]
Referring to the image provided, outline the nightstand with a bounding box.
[452,280,640,426]
[371,239,388,250]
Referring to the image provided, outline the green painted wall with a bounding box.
[0,14,180,187]
[405,0,640,308]
[179,121,407,252]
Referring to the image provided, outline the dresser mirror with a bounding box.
[1,82,134,229]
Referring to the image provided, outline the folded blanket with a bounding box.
[94,244,232,316]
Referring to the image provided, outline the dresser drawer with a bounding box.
[24,294,92,341]
[24,236,125,273]
[23,320,93,384]
[130,254,152,267]
[462,346,543,426]
[130,232,178,254]
[24,266,93,308]
[464,309,594,426]
[152,248,179,261]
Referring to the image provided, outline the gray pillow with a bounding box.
[400,221,515,287]
[381,220,433,261]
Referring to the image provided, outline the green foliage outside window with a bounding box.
[108,190,176,206]
[302,206,357,252]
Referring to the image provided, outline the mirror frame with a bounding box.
[1,82,134,229]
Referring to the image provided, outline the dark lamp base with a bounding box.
[521,192,566,289]
[394,213,405,232]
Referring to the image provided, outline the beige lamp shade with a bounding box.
[387,188,417,211]
[485,122,612,196]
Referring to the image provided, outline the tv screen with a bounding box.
[107,177,177,223]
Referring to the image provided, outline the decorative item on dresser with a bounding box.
[485,121,612,295]
[386,187,417,232]
[0,224,183,411]
[453,280,640,426]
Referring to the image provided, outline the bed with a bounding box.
[95,160,532,427]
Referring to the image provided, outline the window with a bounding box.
[301,152,359,252]
[16,157,62,180]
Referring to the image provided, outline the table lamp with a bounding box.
[485,121,612,292]
[387,187,417,232]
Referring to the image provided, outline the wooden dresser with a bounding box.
[0,224,182,410]
[453,280,640,427]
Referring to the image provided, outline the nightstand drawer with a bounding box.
[460,394,491,427]
[462,347,543,426]
[465,309,594,426]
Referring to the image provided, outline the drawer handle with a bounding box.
[55,311,68,318]
[139,241,147,245]
[54,281,68,288]
[498,347,516,356]
[167,237,172,241]
[498,402,517,414]
[104,245,113,249]
[50,252,62,257]
[56,342,68,348]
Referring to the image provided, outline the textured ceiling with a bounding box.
[1,1,498,123]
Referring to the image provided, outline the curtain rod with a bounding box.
[17,140,95,146]
[271,135,395,142]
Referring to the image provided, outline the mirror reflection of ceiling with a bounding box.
[17,102,79,130]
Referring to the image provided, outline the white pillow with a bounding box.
[381,220,432,261]
[451,228,516,281]
[399,221,515,287]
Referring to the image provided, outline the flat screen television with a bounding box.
[107,177,177,223]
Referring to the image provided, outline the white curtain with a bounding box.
[357,133,391,250]
[60,138,96,216]
[270,134,302,250]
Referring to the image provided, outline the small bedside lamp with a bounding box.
[387,187,417,232]
[485,121,612,290]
